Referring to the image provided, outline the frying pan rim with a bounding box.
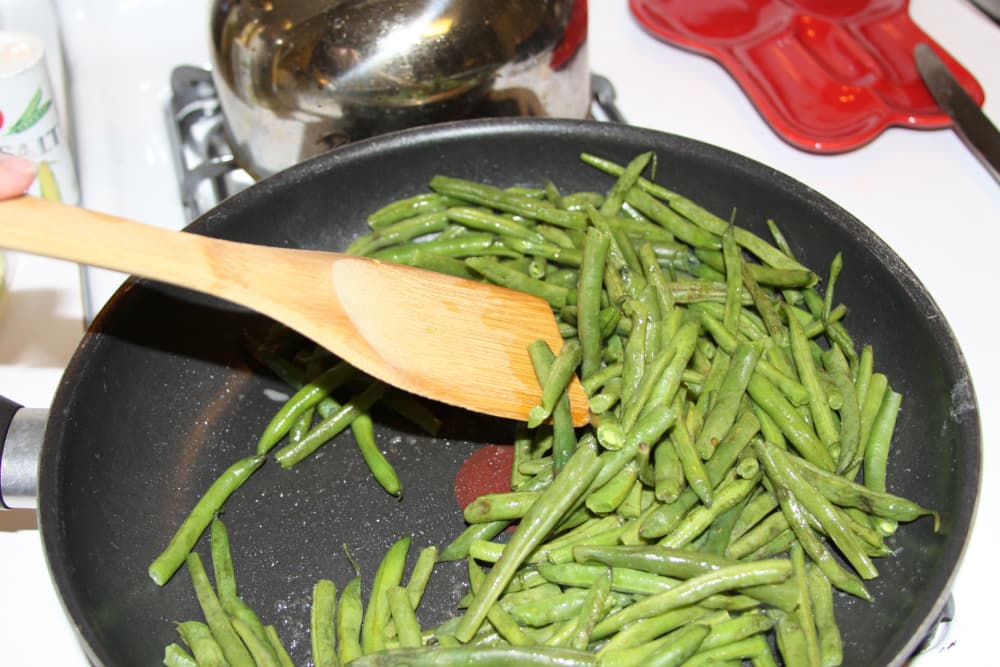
[35,117,982,666]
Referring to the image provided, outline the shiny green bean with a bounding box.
[454,440,603,642]
[311,579,338,667]
[185,553,255,667]
[362,536,412,654]
[148,454,265,586]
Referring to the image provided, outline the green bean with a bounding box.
[681,634,774,667]
[769,480,870,601]
[571,545,796,611]
[721,224,743,334]
[345,645,598,666]
[503,236,583,268]
[863,389,902,530]
[148,454,265,586]
[529,339,583,428]
[466,256,572,308]
[807,566,843,667]
[542,515,626,558]
[602,622,711,667]
[608,212,679,245]
[729,489,779,542]
[744,528,798,561]
[257,361,357,454]
[440,520,510,562]
[786,306,840,454]
[224,595,270,651]
[658,474,760,549]
[755,441,877,581]
[699,609,774,651]
[467,559,534,645]
[337,576,364,664]
[783,448,938,528]
[741,262,785,339]
[446,206,545,242]
[538,562,668,596]
[586,461,640,515]
[789,543,822,667]
[430,175,587,230]
[274,381,385,467]
[464,491,542,523]
[590,379,623,414]
[726,511,788,560]
[696,249,817,288]
[362,536,412,654]
[655,436,685,503]
[349,210,450,255]
[601,151,655,217]
[598,606,712,656]
[382,389,441,437]
[771,608,812,667]
[699,494,750,558]
[163,642,198,667]
[640,410,760,539]
[696,341,761,461]
[591,559,791,639]
[351,412,402,497]
[644,320,700,413]
[527,340,578,472]
[620,299,649,408]
[624,187,721,250]
[454,440,603,642]
[670,412,713,507]
[176,621,228,667]
[697,311,808,406]
[311,579,339,667]
[185,553,255,667]
[209,517,238,606]
[387,586,423,648]
[264,626,296,667]
[821,253,843,324]
[854,372,888,474]
[370,233,507,263]
[394,248,480,279]
[853,344,874,406]
[232,616,282,667]
[367,192,457,229]
[821,347,861,474]
[746,374,835,471]
[582,155,809,271]
[405,546,438,611]
[505,588,600,628]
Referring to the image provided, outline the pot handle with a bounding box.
[0,394,45,510]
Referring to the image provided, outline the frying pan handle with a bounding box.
[0,395,45,510]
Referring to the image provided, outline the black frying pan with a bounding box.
[13,119,980,665]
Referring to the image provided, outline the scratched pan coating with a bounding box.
[38,118,980,666]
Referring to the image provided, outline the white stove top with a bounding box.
[1,0,997,664]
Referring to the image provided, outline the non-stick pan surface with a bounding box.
[38,119,979,666]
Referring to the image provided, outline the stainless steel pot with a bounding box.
[209,0,591,178]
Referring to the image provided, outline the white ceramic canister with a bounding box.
[0,30,78,204]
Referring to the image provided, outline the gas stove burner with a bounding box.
[165,65,625,221]
[165,66,254,221]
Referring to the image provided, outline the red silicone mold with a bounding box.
[629,0,986,152]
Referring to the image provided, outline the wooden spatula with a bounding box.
[0,196,589,425]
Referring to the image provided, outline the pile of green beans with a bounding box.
[153,151,939,666]
[163,517,298,667]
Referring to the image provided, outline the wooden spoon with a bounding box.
[0,196,589,425]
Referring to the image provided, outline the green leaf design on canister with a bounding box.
[6,88,52,135]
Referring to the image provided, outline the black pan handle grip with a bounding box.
[0,394,45,510]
